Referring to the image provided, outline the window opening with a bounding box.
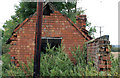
[41,37,62,53]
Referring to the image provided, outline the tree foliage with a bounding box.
[14,2,76,21]
[111,47,120,52]
[52,2,76,13]
[2,18,21,54]
[0,29,2,55]
[88,26,96,38]
[15,2,37,20]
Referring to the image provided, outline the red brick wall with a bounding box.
[9,11,88,64]
[9,16,36,64]
[86,36,111,71]
[76,15,86,29]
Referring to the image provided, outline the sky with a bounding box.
[0,0,19,27]
[0,0,119,45]
[77,0,119,45]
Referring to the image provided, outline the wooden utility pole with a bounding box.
[95,26,103,37]
[33,1,43,78]
[100,26,101,37]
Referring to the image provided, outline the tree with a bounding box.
[15,2,37,21]
[0,29,2,55]
[111,47,120,52]
[2,19,19,54]
[87,23,96,38]
[52,2,76,13]
[14,2,77,21]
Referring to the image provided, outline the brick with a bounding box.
[99,64,106,68]
[107,61,111,64]
[106,65,112,68]
[8,7,92,68]
[102,56,110,60]
[100,60,106,64]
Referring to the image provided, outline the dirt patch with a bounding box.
[111,52,120,59]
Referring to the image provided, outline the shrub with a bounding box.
[2,53,25,77]
[1,44,119,77]
[109,53,119,76]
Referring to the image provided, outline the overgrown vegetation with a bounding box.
[1,44,119,77]
[0,65,1,78]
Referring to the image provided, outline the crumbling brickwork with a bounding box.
[86,35,112,71]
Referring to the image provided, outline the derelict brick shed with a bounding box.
[86,35,112,71]
[6,3,92,65]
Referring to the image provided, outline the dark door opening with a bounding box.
[41,37,62,53]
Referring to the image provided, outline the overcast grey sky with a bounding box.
[0,0,119,45]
